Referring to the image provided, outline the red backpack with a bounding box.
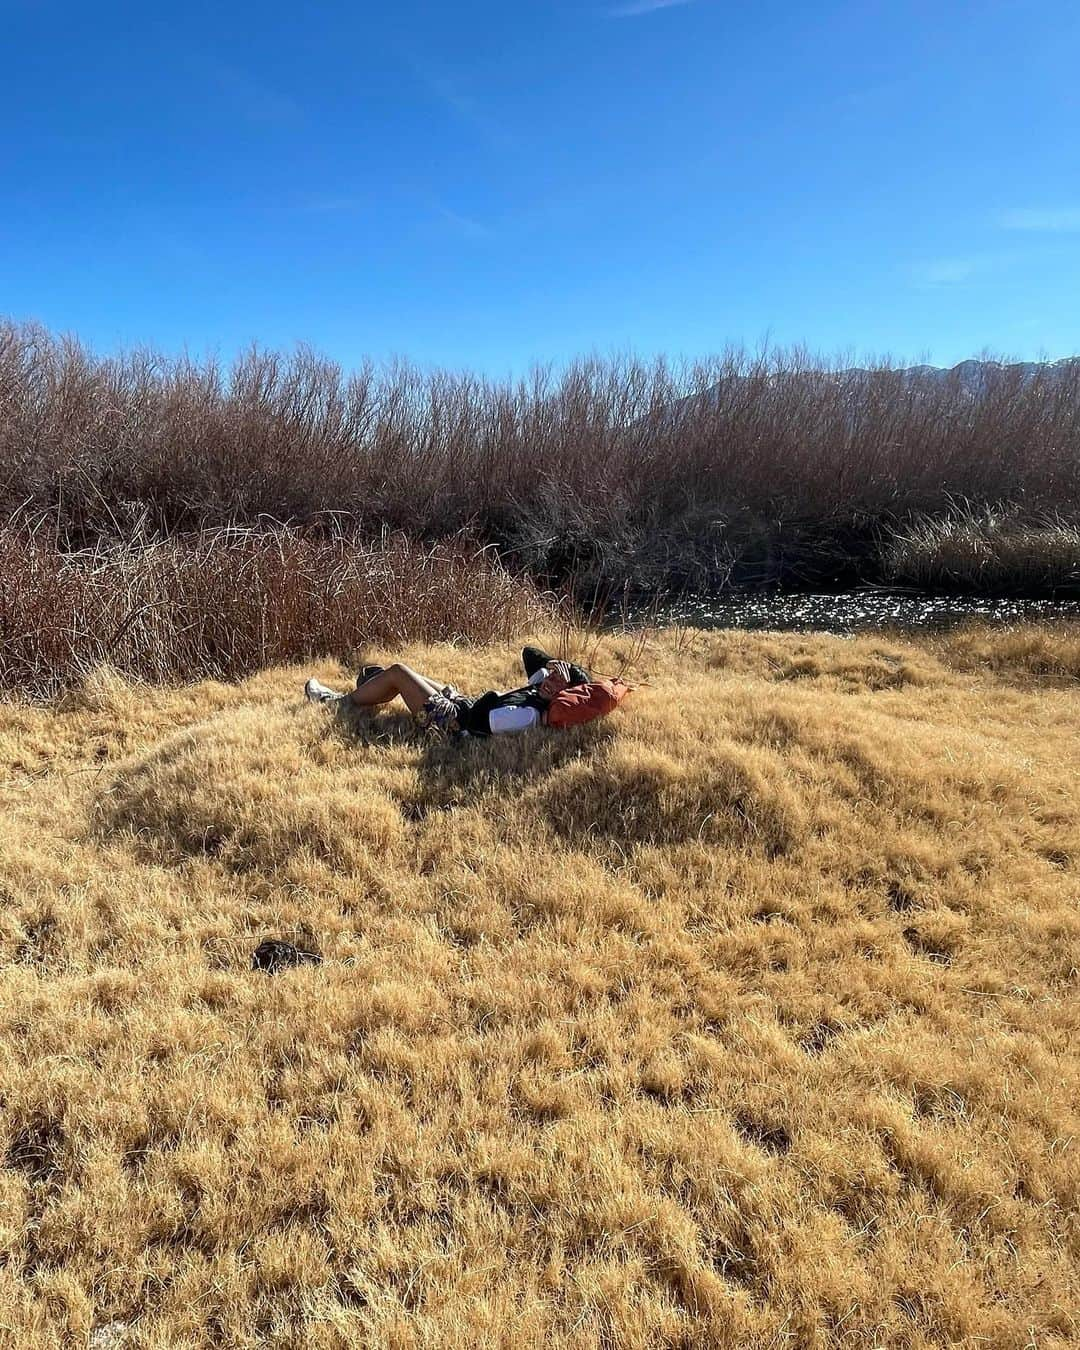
[545,677,632,728]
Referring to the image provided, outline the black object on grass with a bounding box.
[252,939,322,974]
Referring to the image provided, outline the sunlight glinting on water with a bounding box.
[622,592,1080,634]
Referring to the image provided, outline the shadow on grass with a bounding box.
[325,701,617,814]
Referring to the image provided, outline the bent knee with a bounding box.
[387,663,427,685]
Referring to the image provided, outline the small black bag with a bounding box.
[252,939,321,974]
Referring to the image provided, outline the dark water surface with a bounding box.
[619,591,1080,635]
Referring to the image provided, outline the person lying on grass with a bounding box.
[305,645,592,737]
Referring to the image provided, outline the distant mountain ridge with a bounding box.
[680,357,1080,414]
[852,357,1080,394]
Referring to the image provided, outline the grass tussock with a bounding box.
[0,526,554,698]
[3,319,1080,594]
[932,620,1080,683]
[885,508,1080,594]
[2,628,1079,1347]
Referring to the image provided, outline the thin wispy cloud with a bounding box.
[609,0,695,16]
[410,60,515,149]
[836,77,911,109]
[202,58,303,128]
[291,196,366,216]
[251,195,367,219]
[909,253,1009,287]
[996,207,1080,233]
[434,205,495,242]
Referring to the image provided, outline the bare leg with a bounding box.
[347,664,444,714]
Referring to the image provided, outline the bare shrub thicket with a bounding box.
[2,320,1079,593]
[0,525,554,698]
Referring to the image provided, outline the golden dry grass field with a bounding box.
[1,627,1079,1349]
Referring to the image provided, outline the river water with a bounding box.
[617,591,1080,635]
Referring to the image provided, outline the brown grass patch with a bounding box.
[1,628,1078,1346]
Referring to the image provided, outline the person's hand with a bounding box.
[538,660,574,700]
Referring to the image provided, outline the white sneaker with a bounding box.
[305,678,344,705]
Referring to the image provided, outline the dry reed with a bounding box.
[0,525,555,699]
[884,508,1080,594]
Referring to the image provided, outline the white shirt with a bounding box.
[489,705,541,735]
[486,665,548,735]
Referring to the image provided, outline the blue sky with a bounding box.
[4,0,1079,372]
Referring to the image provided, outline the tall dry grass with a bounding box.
[3,320,1079,593]
[0,525,555,699]
[884,507,1080,594]
[1,629,1078,1346]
